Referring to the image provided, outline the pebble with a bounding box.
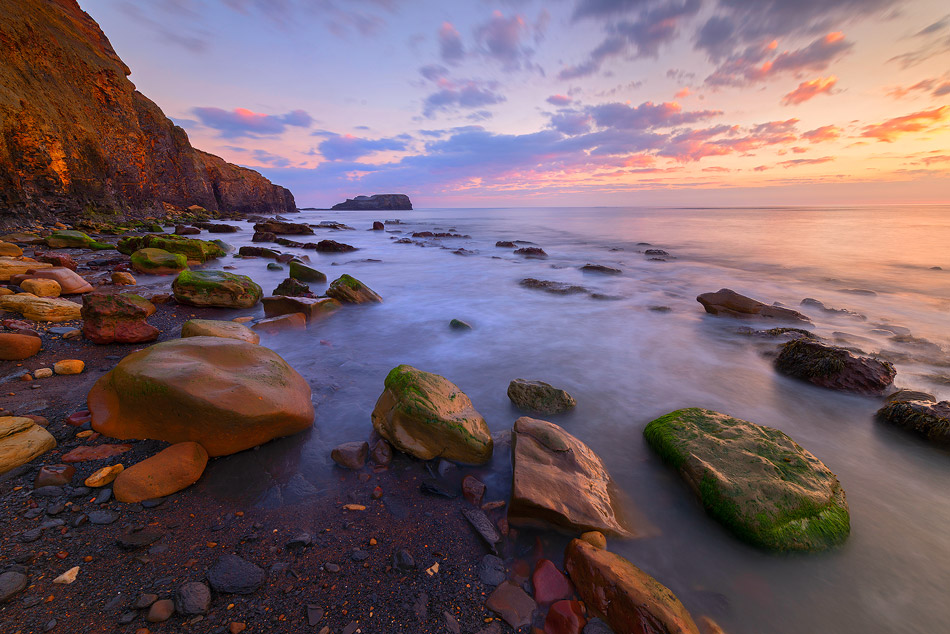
[118,611,137,625]
[46,501,66,515]
[307,605,324,626]
[146,599,174,622]
[0,571,28,602]
[94,488,112,505]
[141,497,166,508]
[207,554,265,594]
[285,532,313,550]
[461,508,501,553]
[24,507,45,519]
[40,519,65,530]
[88,510,118,525]
[477,555,507,586]
[229,623,246,634]
[35,464,74,488]
[33,368,53,379]
[176,582,211,615]
[462,475,486,506]
[444,611,462,634]
[53,566,79,585]
[134,594,158,609]
[32,486,65,498]
[324,563,340,573]
[19,528,43,543]
[393,549,415,570]
[70,514,88,528]
[350,549,370,562]
[85,464,124,487]
[117,530,164,550]
[53,359,84,375]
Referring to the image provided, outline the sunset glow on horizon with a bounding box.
[88,0,950,207]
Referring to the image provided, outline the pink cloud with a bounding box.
[547,94,572,106]
[801,125,842,143]
[860,106,950,142]
[781,76,837,105]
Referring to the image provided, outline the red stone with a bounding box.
[462,474,486,506]
[37,252,78,271]
[81,292,159,344]
[66,411,92,427]
[35,464,75,487]
[61,444,133,462]
[544,600,586,634]
[533,559,573,605]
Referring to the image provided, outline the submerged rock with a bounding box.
[509,417,632,537]
[253,221,314,235]
[371,365,493,464]
[644,408,850,551]
[580,264,622,275]
[314,239,357,253]
[877,400,950,447]
[507,379,576,414]
[81,292,159,344]
[172,270,263,308]
[519,279,588,295]
[89,337,314,457]
[565,539,700,634]
[449,318,472,331]
[514,247,547,258]
[326,274,381,304]
[775,339,896,396]
[697,288,811,323]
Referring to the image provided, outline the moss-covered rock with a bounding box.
[118,234,224,262]
[644,407,850,552]
[130,248,188,275]
[877,399,950,446]
[371,365,492,464]
[288,261,326,283]
[326,274,381,304]
[775,339,895,395]
[172,270,262,308]
[45,230,113,250]
[272,277,310,297]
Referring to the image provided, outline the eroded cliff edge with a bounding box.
[0,0,296,228]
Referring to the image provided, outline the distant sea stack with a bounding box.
[0,0,296,228]
[331,194,412,211]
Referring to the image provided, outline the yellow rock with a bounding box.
[0,417,57,475]
[0,294,82,322]
[181,319,260,344]
[343,504,366,511]
[34,368,53,379]
[580,531,607,550]
[0,241,23,257]
[0,288,13,296]
[111,271,137,285]
[21,278,62,297]
[0,257,53,281]
[85,463,124,487]
[54,359,85,375]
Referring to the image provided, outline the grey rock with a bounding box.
[351,549,369,562]
[0,571,28,603]
[88,510,118,525]
[32,486,64,498]
[19,528,43,543]
[134,594,158,609]
[286,532,312,550]
[94,488,112,504]
[477,555,506,586]
[207,555,265,594]
[584,617,616,634]
[24,507,45,519]
[176,581,211,615]
[393,549,415,570]
[461,508,501,553]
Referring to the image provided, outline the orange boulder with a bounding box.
[113,442,208,502]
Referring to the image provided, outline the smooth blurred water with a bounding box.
[196,206,949,634]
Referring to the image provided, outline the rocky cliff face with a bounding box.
[331,194,412,211]
[0,0,296,228]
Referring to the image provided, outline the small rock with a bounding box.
[307,604,324,626]
[207,555,265,594]
[146,599,174,622]
[32,486,65,498]
[370,439,392,466]
[53,360,84,375]
[117,530,164,550]
[462,508,501,553]
[0,571,28,602]
[53,566,79,585]
[582,618,615,634]
[462,475,486,506]
[331,441,368,470]
[88,510,118,525]
[393,549,415,570]
[486,581,537,629]
[19,528,43,543]
[85,464,124,487]
[33,368,53,379]
[420,478,457,498]
[286,532,313,549]
[93,487,112,504]
[324,563,340,573]
[35,465,74,488]
[533,559,573,604]
[546,600,588,634]
[176,581,211,615]
[580,531,606,550]
[134,594,158,609]
[351,549,370,562]
[477,555,506,586]
[450,318,472,331]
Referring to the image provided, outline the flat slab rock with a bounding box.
[697,288,811,324]
[644,408,850,552]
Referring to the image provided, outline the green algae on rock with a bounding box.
[644,407,850,552]
[326,274,381,304]
[775,339,896,396]
[371,365,492,464]
[288,261,326,283]
[130,248,188,275]
[118,234,225,262]
[876,399,950,447]
[45,230,113,250]
[172,270,262,308]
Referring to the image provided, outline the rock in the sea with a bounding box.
[507,379,576,414]
[251,312,307,334]
[644,408,850,551]
[326,274,381,304]
[273,277,310,297]
[520,279,587,295]
[0,294,81,322]
[113,442,209,502]
[81,292,159,344]
[485,581,536,629]
[877,400,950,447]
[0,417,57,475]
[565,539,700,634]
[45,230,111,250]
[119,235,226,262]
[88,337,314,457]
[775,339,896,396]
[172,270,263,308]
[288,261,326,283]
[0,332,42,360]
[696,288,811,323]
[509,417,632,537]
[331,441,368,470]
[580,264,622,275]
[514,247,547,258]
[253,221,314,235]
[331,194,412,211]
[262,296,341,322]
[371,365,493,464]
[208,555,265,594]
[314,239,357,253]
[181,319,259,344]
[885,389,935,403]
[372,221,385,230]
[130,248,188,275]
[533,559,573,605]
[449,318,472,331]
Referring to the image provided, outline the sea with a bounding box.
[183,205,949,634]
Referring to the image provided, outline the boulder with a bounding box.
[88,337,314,457]
[252,231,276,242]
[172,270,262,308]
[273,277,310,297]
[238,246,280,259]
[507,379,576,414]
[326,274,381,304]
[30,267,94,294]
[876,400,950,447]
[0,417,56,475]
[515,247,547,258]
[580,264,622,275]
[131,248,188,275]
[252,221,314,235]
[117,235,225,262]
[885,389,935,403]
[262,296,341,322]
[20,278,61,297]
[45,230,111,250]
[288,261,326,283]
[81,292,159,344]
[696,288,811,323]
[314,239,356,252]
[509,417,632,537]
[372,221,385,230]
[565,539,700,634]
[175,225,200,235]
[35,464,75,487]
[775,339,896,395]
[644,408,850,551]
[0,257,53,281]
[371,365,493,464]
[181,319,260,344]
[251,312,307,334]
[113,442,209,502]
[0,294,81,322]
[0,332,42,360]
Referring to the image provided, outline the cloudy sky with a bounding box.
[86,0,950,207]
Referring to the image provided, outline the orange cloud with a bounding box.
[674,87,690,99]
[801,125,842,143]
[781,76,837,105]
[861,106,950,142]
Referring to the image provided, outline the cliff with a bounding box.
[331,194,412,211]
[0,0,296,228]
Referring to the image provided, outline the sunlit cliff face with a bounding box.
[89,0,950,207]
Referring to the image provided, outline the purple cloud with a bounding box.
[422,78,506,118]
[317,133,410,161]
[547,95,573,106]
[589,101,721,129]
[705,32,852,87]
[191,107,314,138]
[475,11,539,71]
[439,22,465,64]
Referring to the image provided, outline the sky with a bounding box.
[84,0,950,208]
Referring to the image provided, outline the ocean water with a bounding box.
[190,206,950,634]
